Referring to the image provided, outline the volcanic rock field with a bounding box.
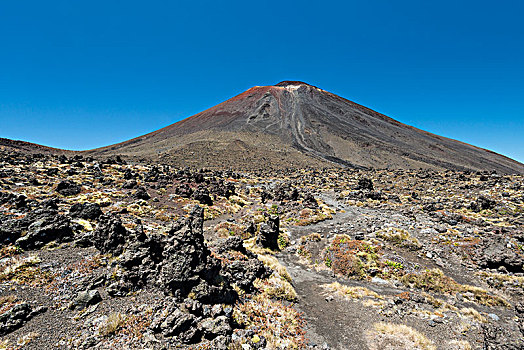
[0,150,523,349]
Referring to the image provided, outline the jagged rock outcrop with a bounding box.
[257,215,280,251]
[69,202,103,220]
[0,207,73,249]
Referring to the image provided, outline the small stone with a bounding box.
[488,313,500,321]
[200,316,231,338]
[70,289,102,310]
[371,277,389,285]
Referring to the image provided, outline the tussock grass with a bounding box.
[401,268,510,307]
[460,307,487,323]
[244,237,274,256]
[99,313,126,337]
[214,221,248,239]
[0,254,48,284]
[254,276,297,302]
[322,282,380,300]
[16,332,40,347]
[257,254,292,282]
[256,254,297,301]
[376,227,421,250]
[477,270,524,289]
[366,322,436,350]
[0,340,9,350]
[233,294,306,349]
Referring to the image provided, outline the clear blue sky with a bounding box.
[1,1,523,162]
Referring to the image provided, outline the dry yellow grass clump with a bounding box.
[322,282,380,300]
[366,322,436,350]
[257,254,292,282]
[0,253,48,285]
[214,221,248,239]
[99,312,127,337]
[376,227,421,250]
[460,307,487,323]
[255,254,297,301]
[233,294,306,349]
[401,268,510,307]
[254,276,297,302]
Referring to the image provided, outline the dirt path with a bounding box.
[275,190,486,350]
[275,191,390,349]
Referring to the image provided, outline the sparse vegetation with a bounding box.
[0,254,50,285]
[376,227,421,250]
[460,307,487,323]
[322,282,380,300]
[99,312,127,337]
[324,235,381,279]
[254,276,297,301]
[0,149,522,349]
[366,322,436,350]
[401,268,510,307]
[233,295,306,349]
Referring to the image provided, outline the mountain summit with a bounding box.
[90,82,522,172]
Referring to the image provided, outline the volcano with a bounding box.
[87,81,523,173]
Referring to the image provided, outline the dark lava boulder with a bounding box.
[482,323,524,350]
[69,289,102,310]
[122,179,137,189]
[477,236,524,273]
[123,169,136,180]
[302,193,318,209]
[192,186,213,206]
[209,180,235,199]
[40,198,58,210]
[108,223,166,295]
[16,211,73,249]
[14,195,27,209]
[98,206,236,304]
[260,190,272,204]
[69,202,103,220]
[133,187,151,200]
[152,305,201,343]
[0,302,46,336]
[214,236,250,256]
[357,177,374,190]
[214,237,269,292]
[159,207,233,303]
[103,155,126,165]
[469,196,496,212]
[0,207,73,249]
[273,183,299,202]
[222,259,268,292]
[365,191,383,201]
[175,183,193,198]
[92,215,128,256]
[257,215,280,250]
[0,192,15,205]
[56,180,82,196]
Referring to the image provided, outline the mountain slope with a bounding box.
[0,138,71,155]
[89,81,524,173]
